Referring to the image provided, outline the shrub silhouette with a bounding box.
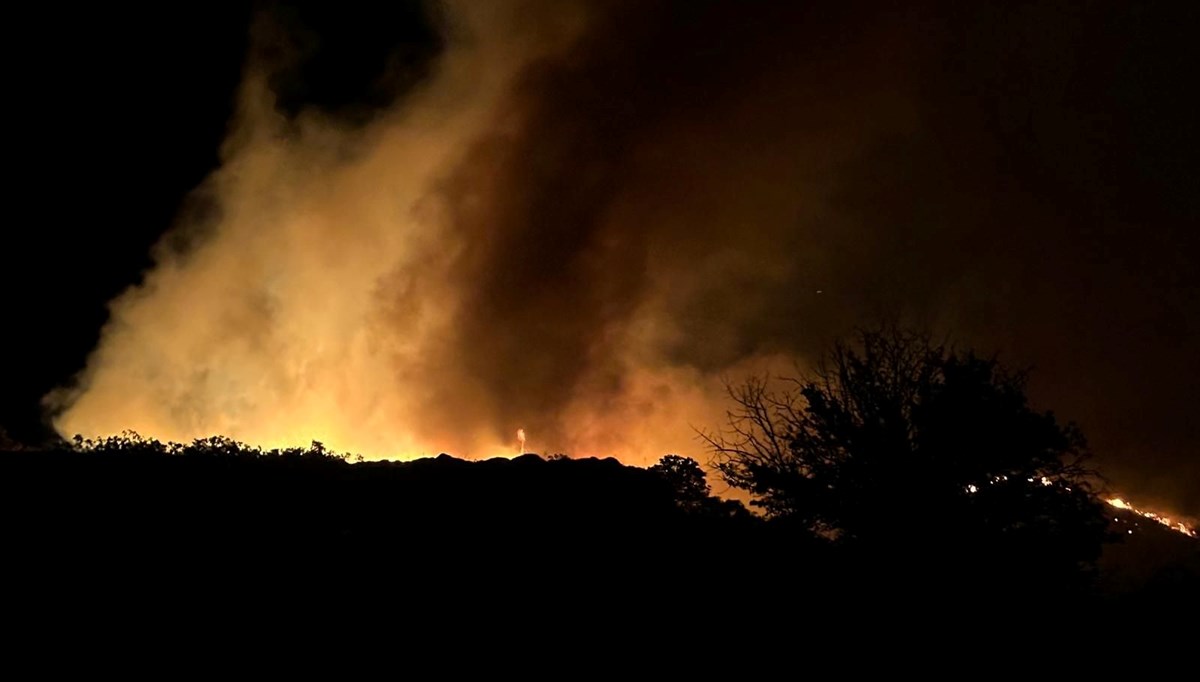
[703,326,1110,590]
[651,454,751,522]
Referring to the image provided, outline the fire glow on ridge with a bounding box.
[1107,497,1197,538]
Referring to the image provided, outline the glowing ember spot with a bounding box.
[1107,497,1197,538]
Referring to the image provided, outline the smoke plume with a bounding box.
[49,1,1200,517]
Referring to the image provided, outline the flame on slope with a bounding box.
[1107,497,1197,538]
[965,479,1196,539]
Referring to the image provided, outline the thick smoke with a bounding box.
[50,1,1199,517]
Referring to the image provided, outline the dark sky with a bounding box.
[3,4,248,434]
[2,1,1198,518]
[2,1,426,436]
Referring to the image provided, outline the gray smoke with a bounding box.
[50,1,1200,519]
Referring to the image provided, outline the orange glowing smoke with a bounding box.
[42,0,796,465]
[1107,497,1197,538]
[40,0,1199,537]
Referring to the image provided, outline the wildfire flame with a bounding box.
[966,479,1196,540]
[1107,497,1197,538]
[517,428,526,454]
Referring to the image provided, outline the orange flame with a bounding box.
[1107,497,1197,538]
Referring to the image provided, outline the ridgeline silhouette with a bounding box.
[2,329,1196,617]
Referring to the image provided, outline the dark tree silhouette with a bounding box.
[651,455,711,509]
[651,454,753,522]
[702,326,1110,587]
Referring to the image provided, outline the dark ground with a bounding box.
[2,442,1195,627]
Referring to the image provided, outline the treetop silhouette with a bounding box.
[703,326,1109,581]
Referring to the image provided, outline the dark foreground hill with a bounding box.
[0,443,749,565]
[1,439,1196,627]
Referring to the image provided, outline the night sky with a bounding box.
[2,1,1198,519]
